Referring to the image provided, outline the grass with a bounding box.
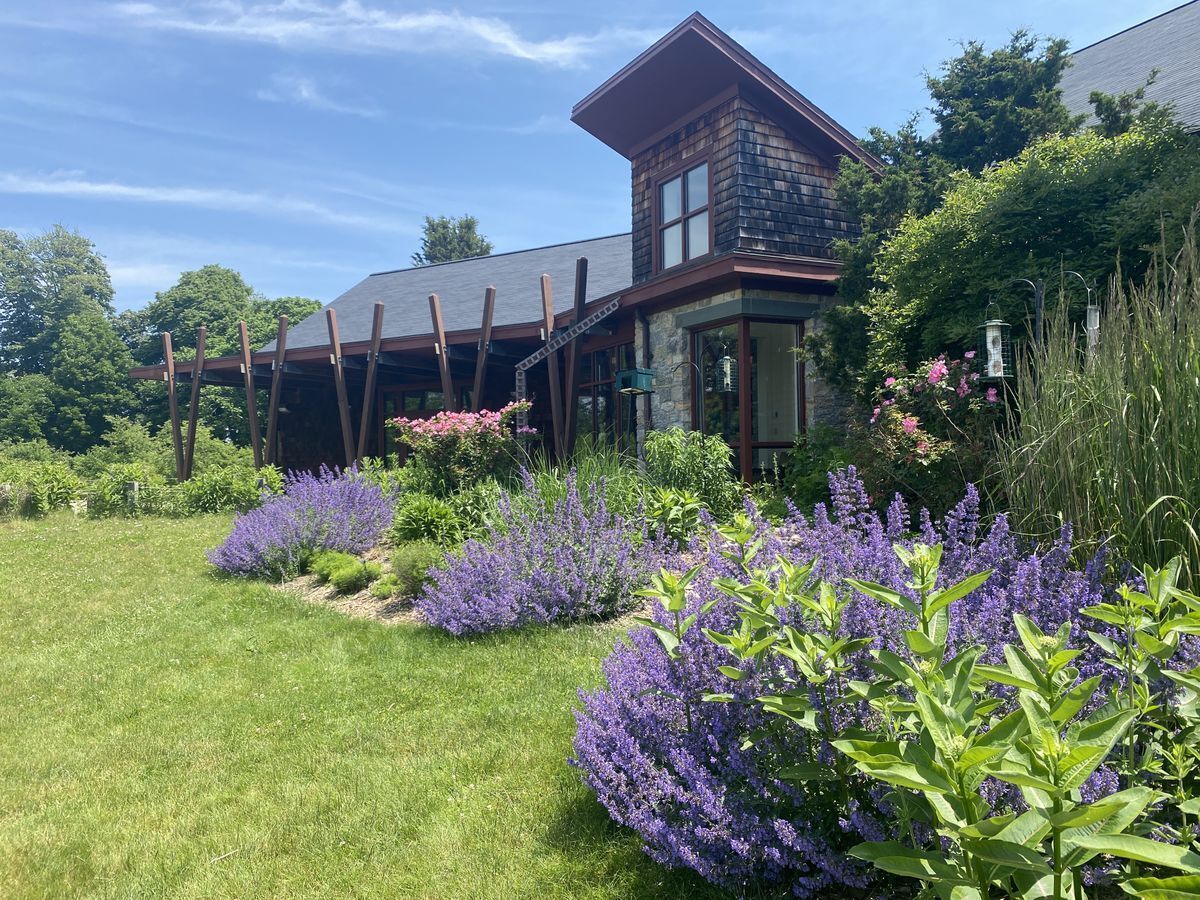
[0,513,723,899]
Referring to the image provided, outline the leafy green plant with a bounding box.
[308,550,359,582]
[646,487,704,548]
[369,573,402,600]
[177,466,280,514]
[390,541,445,599]
[644,428,741,520]
[87,463,176,518]
[390,493,463,548]
[329,560,381,594]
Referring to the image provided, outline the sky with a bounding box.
[0,0,1183,311]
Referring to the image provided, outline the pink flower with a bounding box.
[956,377,969,398]
[916,440,929,454]
[964,350,976,360]
[884,376,896,387]
[870,406,881,424]
[986,388,999,404]
[928,359,949,385]
[902,416,918,435]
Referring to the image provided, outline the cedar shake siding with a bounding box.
[631,92,856,284]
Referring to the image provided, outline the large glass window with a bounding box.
[693,319,804,479]
[573,343,636,449]
[658,161,710,272]
[695,323,741,444]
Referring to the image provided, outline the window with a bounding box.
[573,343,637,449]
[658,161,710,271]
[692,319,804,481]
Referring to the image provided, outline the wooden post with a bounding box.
[428,293,457,411]
[562,258,589,455]
[470,286,496,412]
[356,301,385,462]
[326,308,357,467]
[264,315,288,466]
[161,331,185,482]
[238,320,264,469]
[184,325,207,479]
[540,274,565,456]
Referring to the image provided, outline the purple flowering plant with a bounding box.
[208,467,393,580]
[572,468,1200,896]
[417,469,671,635]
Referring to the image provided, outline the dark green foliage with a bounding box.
[0,226,114,375]
[925,31,1081,173]
[1089,68,1171,138]
[411,215,493,266]
[643,428,741,520]
[863,122,1200,384]
[389,541,444,598]
[45,307,136,452]
[773,426,853,513]
[391,493,464,547]
[0,459,82,517]
[0,374,55,444]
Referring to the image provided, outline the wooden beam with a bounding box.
[562,257,589,455]
[183,325,207,479]
[161,332,185,482]
[540,274,565,456]
[428,293,457,411]
[238,320,264,469]
[356,301,385,463]
[326,308,357,467]
[264,315,288,467]
[471,286,496,412]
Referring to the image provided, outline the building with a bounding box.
[132,12,883,482]
[1059,1,1200,132]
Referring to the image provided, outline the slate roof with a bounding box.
[271,233,633,350]
[1059,1,1200,132]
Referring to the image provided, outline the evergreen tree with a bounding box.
[46,306,136,452]
[411,215,493,266]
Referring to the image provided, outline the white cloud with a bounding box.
[111,1,657,68]
[0,171,413,233]
[257,72,381,117]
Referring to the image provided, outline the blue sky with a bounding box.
[0,0,1180,311]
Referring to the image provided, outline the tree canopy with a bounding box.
[411,215,493,266]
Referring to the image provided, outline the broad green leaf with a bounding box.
[962,837,1051,873]
[1070,834,1200,872]
[844,578,920,617]
[1050,676,1101,724]
[717,665,747,681]
[1121,874,1200,898]
[926,569,994,617]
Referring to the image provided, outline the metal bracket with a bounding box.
[514,296,621,427]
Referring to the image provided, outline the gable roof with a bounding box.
[571,12,883,171]
[270,233,632,351]
[1059,1,1200,132]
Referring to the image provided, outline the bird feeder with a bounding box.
[616,367,655,396]
[978,317,1013,381]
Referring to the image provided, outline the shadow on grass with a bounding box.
[539,770,734,900]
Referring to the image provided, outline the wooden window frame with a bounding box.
[652,154,714,275]
[688,316,806,483]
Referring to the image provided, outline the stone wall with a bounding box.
[632,290,848,450]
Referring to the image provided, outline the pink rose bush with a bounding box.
[853,353,1002,513]
[390,400,532,494]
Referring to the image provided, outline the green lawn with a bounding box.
[0,514,720,899]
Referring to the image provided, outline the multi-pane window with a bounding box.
[658,161,710,271]
[573,343,636,448]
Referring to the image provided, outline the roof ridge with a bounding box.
[369,232,631,278]
[1071,0,1200,56]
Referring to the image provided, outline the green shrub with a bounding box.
[369,573,402,600]
[519,440,645,520]
[87,463,177,518]
[448,478,504,538]
[770,425,852,513]
[1,460,84,517]
[177,466,281,514]
[645,487,704,548]
[391,493,463,547]
[329,560,381,594]
[644,428,740,520]
[308,550,359,582]
[390,541,445,598]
